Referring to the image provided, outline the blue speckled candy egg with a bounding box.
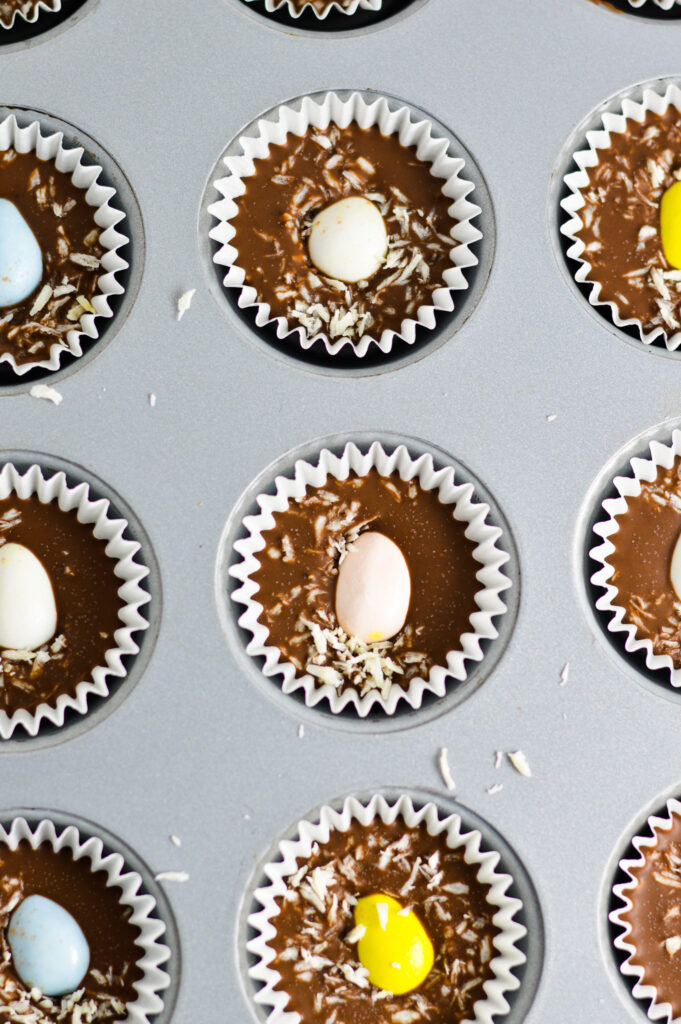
[8,894,90,997]
[0,198,43,308]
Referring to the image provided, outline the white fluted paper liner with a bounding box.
[209,91,481,359]
[627,0,681,10]
[0,0,59,29]
[241,0,381,19]
[0,114,128,374]
[230,441,511,716]
[0,816,170,1023]
[561,83,681,350]
[590,429,681,685]
[610,798,681,1022]
[248,794,526,1024]
[0,462,150,738]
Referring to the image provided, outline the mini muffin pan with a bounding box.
[6,0,681,1022]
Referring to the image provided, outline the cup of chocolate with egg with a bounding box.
[562,83,681,349]
[248,793,526,1024]
[230,440,510,716]
[0,461,149,738]
[0,114,128,375]
[241,0,382,18]
[0,0,61,29]
[209,91,481,362]
[590,430,681,682]
[0,815,169,1022]
[610,797,681,1022]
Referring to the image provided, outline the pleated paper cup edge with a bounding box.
[0,0,60,29]
[0,113,129,376]
[230,440,511,718]
[0,461,150,739]
[610,797,681,1024]
[0,815,170,1023]
[590,429,681,686]
[241,0,381,18]
[246,793,526,1024]
[208,90,481,360]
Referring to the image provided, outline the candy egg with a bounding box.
[308,197,388,284]
[0,542,57,651]
[670,530,681,601]
[354,893,434,995]
[0,199,43,308]
[660,181,681,271]
[335,531,411,643]
[8,894,90,997]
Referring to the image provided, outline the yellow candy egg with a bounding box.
[660,180,681,270]
[354,893,434,995]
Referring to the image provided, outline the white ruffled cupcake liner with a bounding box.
[209,91,481,359]
[0,461,150,739]
[561,82,681,350]
[0,815,170,1023]
[0,113,128,375]
[610,797,681,1023]
[230,440,511,717]
[0,0,59,29]
[627,0,681,10]
[241,0,381,18]
[248,793,526,1024]
[590,429,681,685]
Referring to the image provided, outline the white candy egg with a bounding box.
[0,542,57,651]
[308,197,388,284]
[0,199,43,308]
[335,531,411,643]
[671,531,681,601]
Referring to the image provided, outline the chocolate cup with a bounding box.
[0,462,150,739]
[247,793,526,1024]
[230,440,511,718]
[0,0,60,29]
[0,113,129,376]
[561,82,681,352]
[590,430,681,686]
[0,815,170,1022]
[208,90,481,361]
[610,798,681,1023]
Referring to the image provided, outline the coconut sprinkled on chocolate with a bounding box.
[576,108,681,337]
[0,150,103,365]
[232,123,456,345]
[270,819,499,1024]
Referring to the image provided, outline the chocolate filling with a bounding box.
[0,495,126,717]
[232,123,457,345]
[270,818,500,1024]
[620,812,681,1018]
[608,457,681,666]
[575,107,681,336]
[0,839,143,1021]
[252,470,481,698]
[0,149,104,365]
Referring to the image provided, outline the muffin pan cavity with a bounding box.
[237,789,544,1024]
[0,451,161,751]
[550,76,681,359]
[200,89,494,378]
[217,431,519,733]
[0,105,143,391]
[229,0,431,36]
[575,417,681,703]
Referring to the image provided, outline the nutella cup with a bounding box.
[0,0,60,29]
[208,91,481,360]
[0,816,170,1022]
[590,430,681,685]
[248,793,526,1024]
[561,82,681,350]
[0,114,128,375]
[230,440,511,717]
[610,798,681,1023]
[0,462,150,739]
[241,0,382,18]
